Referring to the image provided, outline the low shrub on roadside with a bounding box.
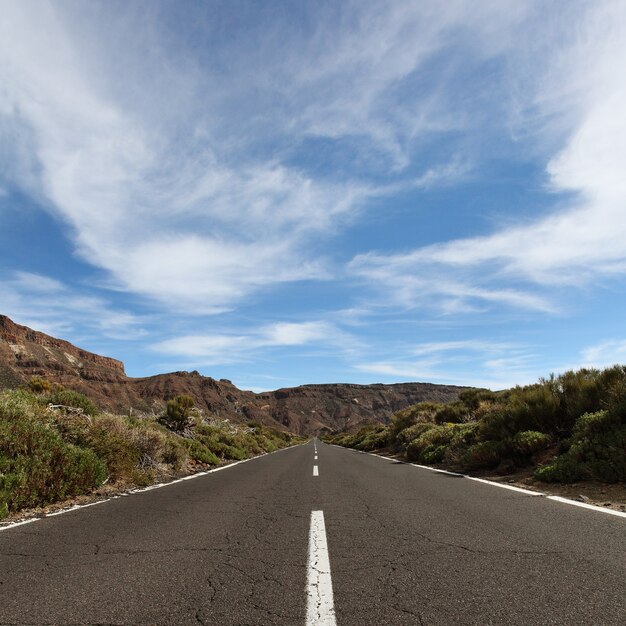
[460,440,506,470]
[406,424,457,464]
[0,390,106,517]
[328,365,626,484]
[535,410,626,483]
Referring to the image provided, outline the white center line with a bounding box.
[314,455,318,460]
[313,465,319,476]
[306,511,336,626]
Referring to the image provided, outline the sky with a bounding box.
[2,0,626,392]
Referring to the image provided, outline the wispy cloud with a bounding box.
[348,1,626,317]
[152,320,356,366]
[579,340,626,370]
[0,271,147,340]
[354,339,541,390]
[0,1,534,315]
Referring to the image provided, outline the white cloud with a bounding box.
[291,1,531,167]
[152,320,351,364]
[354,339,541,390]
[0,271,146,340]
[0,1,536,316]
[0,2,375,313]
[410,340,513,357]
[579,340,626,370]
[348,1,626,314]
[347,262,557,315]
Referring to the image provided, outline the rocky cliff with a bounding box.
[0,315,467,434]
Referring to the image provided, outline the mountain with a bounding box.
[0,315,466,434]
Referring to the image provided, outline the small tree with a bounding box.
[160,395,196,432]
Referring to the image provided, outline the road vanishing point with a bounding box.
[1,440,624,625]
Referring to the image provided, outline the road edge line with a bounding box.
[326,443,626,519]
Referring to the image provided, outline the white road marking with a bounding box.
[313,465,319,476]
[314,455,318,460]
[546,496,626,518]
[306,511,336,626]
[328,444,626,520]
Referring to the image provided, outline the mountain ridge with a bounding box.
[0,315,467,434]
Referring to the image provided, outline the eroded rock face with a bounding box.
[0,315,467,434]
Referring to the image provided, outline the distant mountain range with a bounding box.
[0,315,466,434]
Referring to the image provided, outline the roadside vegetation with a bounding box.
[323,366,626,484]
[0,380,305,519]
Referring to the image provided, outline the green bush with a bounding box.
[406,424,456,463]
[162,438,187,468]
[388,402,440,440]
[434,402,469,424]
[159,395,196,432]
[185,439,220,465]
[396,423,433,448]
[355,426,389,451]
[443,422,480,464]
[534,456,587,483]
[49,388,98,416]
[86,414,143,481]
[535,411,626,483]
[0,388,305,518]
[0,394,106,516]
[511,431,551,459]
[461,440,506,470]
[327,365,626,482]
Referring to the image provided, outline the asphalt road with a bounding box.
[0,440,625,625]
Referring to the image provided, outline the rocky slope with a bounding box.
[0,315,467,434]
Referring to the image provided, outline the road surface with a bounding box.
[1,440,624,625]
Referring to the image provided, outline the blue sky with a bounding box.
[2,0,626,391]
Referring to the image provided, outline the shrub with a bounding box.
[461,440,506,470]
[130,425,168,468]
[388,402,440,441]
[49,388,98,416]
[534,456,588,483]
[405,424,455,463]
[457,388,498,411]
[443,422,480,464]
[355,426,389,451]
[434,402,470,424]
[162,438,187,468]
[396,423,433,448]
[28,376,52,394]
[86,414,143,481]
[511,431,551,459]
[535,411,626,483]
[159,395,196,432]
[185,439,220,465]
[0,395,106,516]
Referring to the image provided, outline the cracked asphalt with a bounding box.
[1,441,625,625]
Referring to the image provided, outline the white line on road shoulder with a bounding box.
[306,510,336,626]
[313,465,319,476]
[546,496,626,518]
[328,444,626,520]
